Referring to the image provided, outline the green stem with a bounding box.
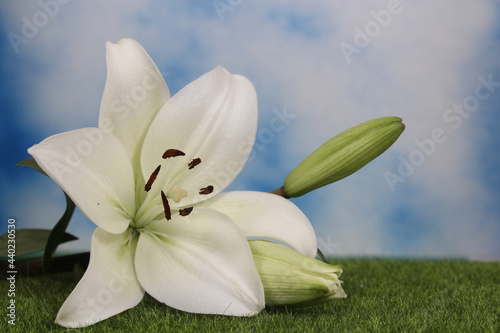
[269,186,289,198]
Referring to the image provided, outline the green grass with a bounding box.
[1,259,499,332]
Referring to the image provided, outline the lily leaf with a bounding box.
[44,192,76,272]
[0,228,77,257]
[16,157,47,176]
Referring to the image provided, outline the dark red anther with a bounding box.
[162,149,186,159]
[161,191,171,220]
[199,185,214,195]
[188,157,201,169]
[145,165,161,192]
[179,207,194,217]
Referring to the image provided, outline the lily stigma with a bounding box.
[28,38,317,328]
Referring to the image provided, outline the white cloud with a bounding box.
[2,0,499,259]
[200,1,500,259]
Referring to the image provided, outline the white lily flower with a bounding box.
[28,38,317,328]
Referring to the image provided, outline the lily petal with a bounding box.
[99,38,170,167]
[56,228,144,328]
[135,208,265,316]
[28,128,134,234]
[140,66,257,206]
[200,191,318,257]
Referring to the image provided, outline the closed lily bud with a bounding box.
[281,116,405,198]
[249,240,346,307]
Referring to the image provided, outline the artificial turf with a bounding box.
[1,259,499,332]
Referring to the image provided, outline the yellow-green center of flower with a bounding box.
[131,148,214,229]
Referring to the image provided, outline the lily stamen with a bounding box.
[161,190,171,220]
[179,207,194,216]
[199,185,214,195]
[145,165,161,192]
[188,157,201,169]
[162,149,186,159]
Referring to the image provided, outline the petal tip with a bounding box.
[107,37,138,47]
[214,64,229,74]
[27,145,35,155]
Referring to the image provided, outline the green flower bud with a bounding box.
[282,116,405,197]
[249,240,346,307]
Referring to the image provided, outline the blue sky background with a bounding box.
[1,1,499,260]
